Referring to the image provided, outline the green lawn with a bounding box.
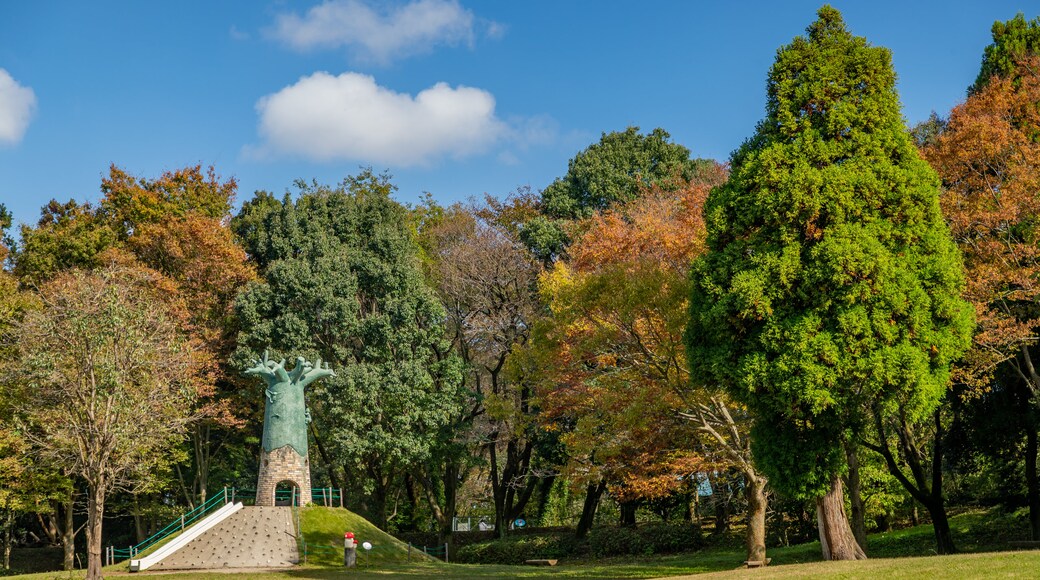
[4,508,1038,579]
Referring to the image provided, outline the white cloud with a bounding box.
[271,0,497,64]
[253,71,507,166]
[0,69,36,146]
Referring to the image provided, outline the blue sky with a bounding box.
[0,1,1034,231]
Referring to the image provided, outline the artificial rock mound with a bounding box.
[150,506,297,570]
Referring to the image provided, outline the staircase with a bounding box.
[143,506,298,571]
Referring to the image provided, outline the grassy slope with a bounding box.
[296,506,438,568]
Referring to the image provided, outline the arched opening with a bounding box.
[274,480,300,506]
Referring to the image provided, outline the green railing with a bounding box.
[106,487,232,565]
[229,487,344,508]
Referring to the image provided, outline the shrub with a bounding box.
[589,523,701,556]
[454,533,585,564]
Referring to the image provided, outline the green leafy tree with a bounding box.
[686,7,973,561]
[233,171,464,528]
[9,264,202,580]
[971,13,1040,94]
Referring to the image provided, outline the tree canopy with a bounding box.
[972,13,1040,94]
[232,171,464,527]
[523,127,712,262]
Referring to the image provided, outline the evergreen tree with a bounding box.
[232,171,464,528]
[971,13,1040,94]
[686,6,973,560]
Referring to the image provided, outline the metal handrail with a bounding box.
[105,487,230,564]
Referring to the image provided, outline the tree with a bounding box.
[9,263,202,580]
[128,213,256,506]
[922,55,1040,540]
[534,164,772,557]
[15,165,254,510]
[972,13,1040,94]
[686,7,974,561]
[419,198,545,542]
[233,171,464,528]
[14,200,117,286]
[523,127,712,262]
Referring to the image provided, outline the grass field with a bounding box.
[3,507,1037,579]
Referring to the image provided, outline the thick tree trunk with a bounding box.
[534,475,556,524]
[845,445,867,552]
[815,477,866,561]
[745,472,768,564]
[85,485,105,580]
[575,480,607,539]
[1028,426,1040,541]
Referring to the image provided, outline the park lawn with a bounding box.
[5,508,1038,579]
[8,548,1040,580]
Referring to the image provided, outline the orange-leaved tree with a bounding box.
[535,163,771,560]
[921,55,1040,540]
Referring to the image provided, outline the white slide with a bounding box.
[129,501,243,572]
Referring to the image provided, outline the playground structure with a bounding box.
[106,352,339,571]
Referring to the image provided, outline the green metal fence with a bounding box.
[229,487,344,507]
[105,487,231,565]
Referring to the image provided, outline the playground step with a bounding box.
[150,506,298,570]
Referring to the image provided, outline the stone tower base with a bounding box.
[256,445,312,506]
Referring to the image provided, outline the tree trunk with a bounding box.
[745,472,768,564]
[2,508,12,572]
[815,476,866,560]
[534,474,556,525]
[85,485,105,580]
[845,445,867,552]
[708,473,731,534]
[575,479,607,539]
[619,500,638,527]
[133,495,145,544]
[62,494,75,571]
[868,405,955,554]
[928,498,956,555]
[1028,425,1040,541]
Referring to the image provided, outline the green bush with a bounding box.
[589,523,701,556]
[454,534,585,564]
[455,523,702,563]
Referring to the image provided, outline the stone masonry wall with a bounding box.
[256,445,312,506]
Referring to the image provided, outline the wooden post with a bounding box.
[181,514,185,530]
[340,488,344,509]
[445,543,449,563]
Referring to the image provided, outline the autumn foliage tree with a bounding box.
[687,8,973,561]
[8,264,203,580]
[535,162,770,553]
[421,198,546,541]
[14,165,255,508]
[922,55,1040,540]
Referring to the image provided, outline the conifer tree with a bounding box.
[686,6,973,560]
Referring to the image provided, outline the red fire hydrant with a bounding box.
[344,532,357,567]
